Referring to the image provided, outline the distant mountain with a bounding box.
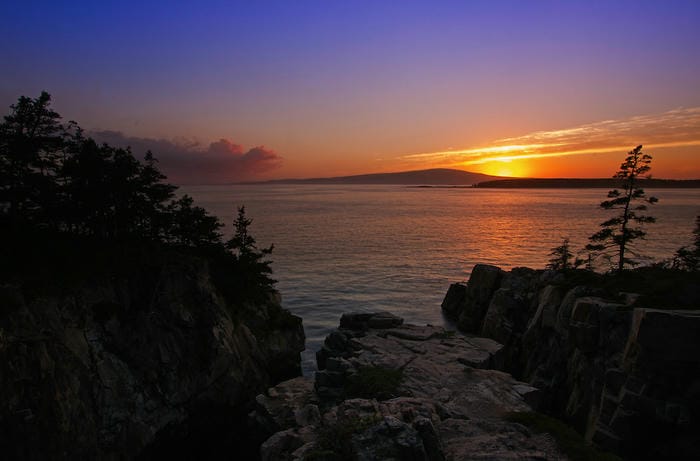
[251,168,500,185]
[475,178,700,188]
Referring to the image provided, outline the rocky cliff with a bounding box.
[0,256,305,459]
[442,264,700,460]
[253,312,573,460]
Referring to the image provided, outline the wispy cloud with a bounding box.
[92,131,282,184]
[399,107,700,166]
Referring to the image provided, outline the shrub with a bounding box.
[344,366,404,400]
[505,412,622,461]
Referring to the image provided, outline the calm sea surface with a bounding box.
[182,185,700,373]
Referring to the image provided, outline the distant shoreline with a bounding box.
[473,178,700,188]
[233,168,700,188]
[225,179,700,189]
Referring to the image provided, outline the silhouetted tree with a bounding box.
[1,92,278,309]
[0,91,74,228]
[586,145,658,273]
[139,151,177,239]
[0,92,229,247]
[167,195,223,247]
[673,216,700,271]
[546,238,575,271]
[226,206,275,296]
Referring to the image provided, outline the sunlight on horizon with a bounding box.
[396,106,700,179]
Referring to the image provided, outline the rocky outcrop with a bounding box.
[0,257,304,459]
[254,312,568,460]
[595,309,700,458]
[442,265,700,460]
[447,264,504,333]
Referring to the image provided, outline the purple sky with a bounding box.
[2,1,699,182]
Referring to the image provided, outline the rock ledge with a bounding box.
[254,312,566,460]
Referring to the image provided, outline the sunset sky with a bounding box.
[2,1,699,183]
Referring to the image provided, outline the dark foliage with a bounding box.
[673,216,700,271]
[0,92,274,310]
[547,267,700,310]
[344,366,404,400]
[505,412,622,461]
[585,145,658,273]
[224,206,276,300]
[546,238,577,271]
[305,414,382,461]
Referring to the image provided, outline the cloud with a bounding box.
[399,107,700,166]
[91,131,282,184]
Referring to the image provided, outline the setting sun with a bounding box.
[468,159,532,178]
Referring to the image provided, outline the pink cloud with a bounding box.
[91,131,282,184]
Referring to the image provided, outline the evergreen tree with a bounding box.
[1,91,224,247]
[1,92,279,308]
[0,91,69,227]
[546,238,575,271]
[167,195,223,247]
[226,206,275,296]
[586,145,658,273]
[139,151,177,239]
[673,216,700,271]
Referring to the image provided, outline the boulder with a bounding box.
[529,284,564,331]
[481,288,524,345]
[353,416,429,461]
[259,429,306,461]
[441,282,467,321]
[626,309,700,367]
[339,311,403,331]
[251,377,316,434]
[569,297,625,354]
[555,285,598,337]
[457,264,504,333]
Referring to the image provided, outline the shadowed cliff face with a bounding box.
[442,265,700,460]
[0,257,304,460]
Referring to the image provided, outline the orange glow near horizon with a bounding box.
[392,107,700,179]
[466,158,533,178]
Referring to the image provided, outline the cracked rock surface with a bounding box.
[255,312,566,460]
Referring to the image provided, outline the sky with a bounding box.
[1,0,699,183]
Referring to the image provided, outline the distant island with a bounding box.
[245,168,700,188]
[244,168,500,185]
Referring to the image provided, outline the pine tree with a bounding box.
[586,145,658,273]
[546,238,575,271]
[226,206,275,295]
[0,91,67,227]
[673,216,700,271]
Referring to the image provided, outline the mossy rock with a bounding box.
[505,411,622,461]
[344,366,403,400]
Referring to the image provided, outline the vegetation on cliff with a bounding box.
[547,145,697,274]
[673,215,700,271]
[1,92,304,459]
[505,412,622,461]
[586,145,658,273]
[0,92,274,310]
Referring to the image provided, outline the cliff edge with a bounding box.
[442,264,700,460]
[0,256,304,459]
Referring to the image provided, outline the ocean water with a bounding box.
[182,185,700,373]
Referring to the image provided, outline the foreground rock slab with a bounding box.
[255,312,567,460]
